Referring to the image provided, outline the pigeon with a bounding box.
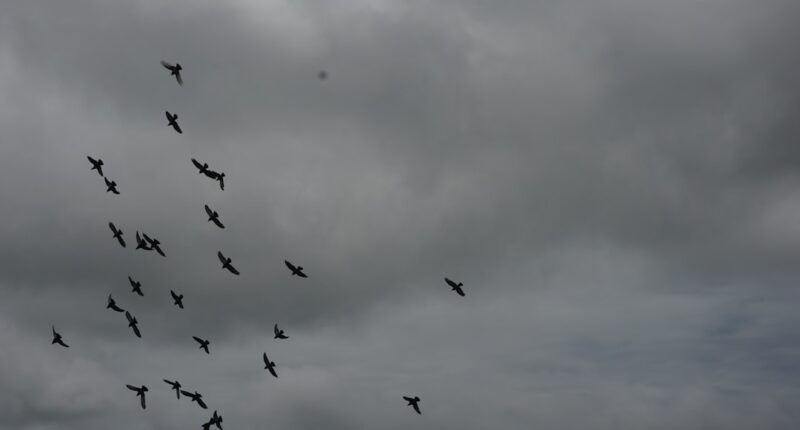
[135,231,153,251]
[202,410,223,430]
[104,177,120,194]
[163,379,182,399]
[125,311,142,338]
[262,353,277,378]
[142,233,165,257]
[192,158,209,175]
[204,205,224,229]
[193,336,210,354]
[51,325,69,348]
[217,251,240,275]
[445,278,465,297]
[166,111,182,134]
[180,390,208,409]
[160,61,183,85]
[108,222,126,247]
[129,276,143,296]
[273,323,288,340]
[126,384,149,409]
[284,260,307,278]
[107,294,124,313]
[87,156,104,176]
[170,290,184,309]
[403,396,421,415]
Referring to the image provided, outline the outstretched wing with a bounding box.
[455,286,465,297]
[217,251,226,264]
[126,384,139,392]
[160,60,173,70]
[173,122,183,134]
[108,222,117,234]
[170,290,178,300]
[274,324,279,336]
[192,158,203,170]
[180,390,193,397]
[193,336,204,344]
[175,72,183,86]
[205,205,213,217]
[212,218,225,229]
[445,278,457,288]
[263,352,269,365]
[284,260,296,271]
[125,311,134,324]
[268,366,278,378]
[132,324,141,338]
[196,397,208,409]
[140,392,146,409]
[412,403,421,414]
[228,264,240,275]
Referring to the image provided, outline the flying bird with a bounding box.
[192,158,209,175]
[51,325,69,348]
[125,311,142,338]
[108,222,126,247]
[273,323,288,340]
[445,278,465,297]
[107,294,124,313]
[128,276,143,296]
[403,396,421,415]
[284,260,307,278]
[126,384,148,409]
[165,111,182,134]
[215,172,225,191]
[163,379,182,398]
[262,353,278,378]
[135,231,152,251]
[204,205,224,229]
[170,290,184,309]
[160,60,183,85]
[104,177,119,194]
[193,336,210,354]
[87,156,104,176]
[142,233,165,257]
[180,390,208,409]
[202,410,223,430]
[217,251,239,275]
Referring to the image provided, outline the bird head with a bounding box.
[176,63,182,70]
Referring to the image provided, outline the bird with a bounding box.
[193,336,210,354]
[444,278,465,297]
[180,390,208,409]
[125,311,142,338]
[217,251,240,275]
[160,61,183,86]
[104,177,120,194]
[273,323,288,340]
[202,410,223,430]
[284,260,307,278]
[262,353,278,378]
[215,172,225,191]
[165,111,182,134]
[107,294,124,313]
[192,158,209,175]
[87,156,104,176]
[204,205,224,229]
[403,396,421,415]
[126,384,149,409]
[163,379,182,399]
[108,222,126,247]
[135,231,152,251]
[170,290,184,309]
[129,276,143,296]
[142,233,165,257]
[51,325,69,348]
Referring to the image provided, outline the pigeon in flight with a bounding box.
[204,205,224,229]
[193,336,210,354]
[51,325,69,348]
[273,323,288,340]
[135,231,153,251]
[170,290,184,309]
[142,233,165,257]
[284,260,307,278]
[107,294,124,313]
[126,384,149,409]
[104,177,120,194]
[180,390,208,409]
[129,276,143,296]
[445,278,465,297]
[165,111,182,134]
[125,311,142,338]
[108,222,126,248]
[217,251,240,275]
[262,353,278,378]
[163,379,182,398]
[192,158,209,175]
[87,156,104,176]
[202,410,223,430]
[403,396,421,415]
[160,61,183,86]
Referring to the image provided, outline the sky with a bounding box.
[1,0,800,428]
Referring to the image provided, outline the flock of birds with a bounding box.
[50,60,467,426]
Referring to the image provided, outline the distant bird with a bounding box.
[51,325,69,348]
[142,233,165,257]
[108,222,126,247]
[273,323,288,340]
[125,311,142,338]
[160,61,183,86]
[129,276,143,296]
[192,158,209,175]
[318,70,328,80]
[126,384,149,409]
[284,260,307,278]
[217,251,240,275]
[445,278,465,297]
[163,379,182,399]
[87,156,104,176]
[107,294,124,313]
[204,205,224,229]
[262,353,278,378]
[104,177,120,194]
[215,172,225,191]
[135,231,153,251]
[193,336,210,354]
[202,410,223,430]
[165,111,182,134]
[403,396,421,415]
[170,290,184,309]
[180,390,208,409]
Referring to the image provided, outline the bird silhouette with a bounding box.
[403,396,421,415]
[125,311,142,338]
[163,379,182,399]
[215,172,225,190]
[204,205,225,229]
[217,251,240,275]
[193,336,210,354]
[165,111,182,134]
[160,61,183,86]
[284,260,307,278]
[107,294,124,313]
[180,390,208,409]
[262,353,278,378]
[108,222,126,247]
[126,385,148,409]
[128,276,143,296]
[445,278,465,297]
[192,158,209,175]
[142,233,165,257]
[273,323,288,340]
[51,325,69,348]
[202,410,223,430]
[87,156,104,176]
[170,290,184,309]
[135,231,153,251]
[104,177,119,194]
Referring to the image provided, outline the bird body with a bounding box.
[142,233,165,257]
[163,379,182,398]
[129,276,143,296]
[135,231,153,251]
[180,390,208,409]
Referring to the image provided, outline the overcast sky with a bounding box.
[2,0,800,428]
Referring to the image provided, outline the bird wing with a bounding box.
[205,205,213,217]
[445,278,457,288]
[228,264,240,275]
[170,290,178,300]
[108,222,117,233]
[212,218,225,229]
[160,60,173,70]
[274,324,279,335]
[117,235,126,247]
[165,111,173,121]
[140,393,146,409]
[193,336,204,344]
[263,352,269,364]
[268,366,278,378]
[217,251,226,263]
[193,158,204,170]
[455,286,465,296]
[298,271,308,278]
[175,73,183,86]
[133,326,141,338]
[104,177,112,187]
[126,384,139,392]
[284,260,296,271]
[173,122,183,134]
[125,311,133,323]
[413,403,421,414]
[180,390,193,397]
[197,398,208,409]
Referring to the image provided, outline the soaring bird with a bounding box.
[142,233,165,257]
[135,231,152,251]
[262,353,278,378]
[125,311,142,338]
[160,61,183,85]
[202,410,223,430]
[444,278,465,297]
[104,177,120,194]
[217,251,240,275]
[87,156,104,176]
[126,384,149,409]
[284,260,307,278]
[193,336,210,354]
[163,379,182,398]
[192,158,209,175]
[180,390,208,409]
[128,276,143,296]
[273,323,288,340]
[108,222,126,247]
[403,396,421,415]
[107,294,124,313]
[170,290,184,309]
[204,205,225,229]
[51,325,69,348]
[165,111,182,134]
